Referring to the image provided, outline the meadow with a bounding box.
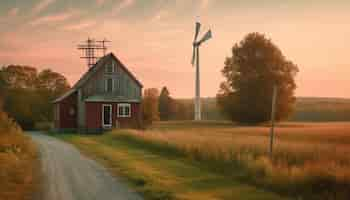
[0,111,40,200]
[130,121,350,199]
[57,121,350,200]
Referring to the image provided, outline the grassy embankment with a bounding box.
[0,111,40,200]
[56,128,290,200]
[55,121,350,200]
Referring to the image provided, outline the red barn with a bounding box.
[53,53,143,133]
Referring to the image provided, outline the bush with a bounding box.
[0,110,40,200]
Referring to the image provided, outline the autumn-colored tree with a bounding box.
[217,32,298,123]
[35,69,70,123]
[142,88,160,126]
[173,100,194,120]
[36,69,70,95]
[0,65,70,129]
[158,87,177,120]
[0,65,38,89]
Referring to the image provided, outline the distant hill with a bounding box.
[177,97,350,122]
[291,97,350,122]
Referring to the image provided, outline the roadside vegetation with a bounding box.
[0,109,40,200]
[55,127,290,200]
[54,121,350,200]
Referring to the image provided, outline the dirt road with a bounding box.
[30,132,142,200]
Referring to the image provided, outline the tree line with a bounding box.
[0,65,70,130]
[142,87,194,125]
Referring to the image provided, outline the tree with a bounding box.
[35,69,70,122]
[36,69,70,95]
[0,68,7,99]
[217,32,299,123]
[158,87,176,121]
[142,88,160,126]
[0,65,38,89]
[0,65,70,129]
[173,99,194,120]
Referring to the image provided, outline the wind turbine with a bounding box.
[191,22,212,121]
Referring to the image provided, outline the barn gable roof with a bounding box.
[53,53,143,103]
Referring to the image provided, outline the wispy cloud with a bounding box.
[112,0,134,14]
[62,20,97,31]
[29,11,75,26]
[32,0,56,15]
[96,0,106,6]
[8,8,19,17]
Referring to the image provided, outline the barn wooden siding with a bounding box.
[81,59,141,100]
[54,91,77,130]
[85,102,141,132]
[77,59,142,128]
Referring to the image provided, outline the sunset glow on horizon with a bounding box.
[1,0,350,98]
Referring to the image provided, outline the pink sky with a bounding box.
[1,0,350,98]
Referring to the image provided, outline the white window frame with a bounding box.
[102,104,112,128]
[117,103,131,118]
[105,78,114,92]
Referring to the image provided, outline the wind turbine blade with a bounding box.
[191,46,196,66]
[193,22,201,42]
[198,29,212,44]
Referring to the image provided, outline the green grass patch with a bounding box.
[54,131,290,200]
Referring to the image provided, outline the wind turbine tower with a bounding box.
[191,22,212,121]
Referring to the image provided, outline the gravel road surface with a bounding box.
[30,132,142,200]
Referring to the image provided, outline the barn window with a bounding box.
[113,62,117,73]
[106,62,115,73]
[105,78,113,92]
[115,79,120,93]
[117,103,131,117]
[134,87,137,98]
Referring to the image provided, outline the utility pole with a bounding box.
[269,85,278,158]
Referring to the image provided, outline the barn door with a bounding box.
[102,104,112,128]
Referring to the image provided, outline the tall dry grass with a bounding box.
[0,111,40,200]
[118,121,350,199]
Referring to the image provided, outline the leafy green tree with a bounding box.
[217,32,298,123]
[158,87,176,121]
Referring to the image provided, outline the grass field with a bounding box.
[0,112,40,200]
[54,121,350,200]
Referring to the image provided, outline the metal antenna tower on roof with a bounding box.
[77,38,111,68]
[96,39,111,56]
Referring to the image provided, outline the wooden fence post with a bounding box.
[269,85,278,158]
